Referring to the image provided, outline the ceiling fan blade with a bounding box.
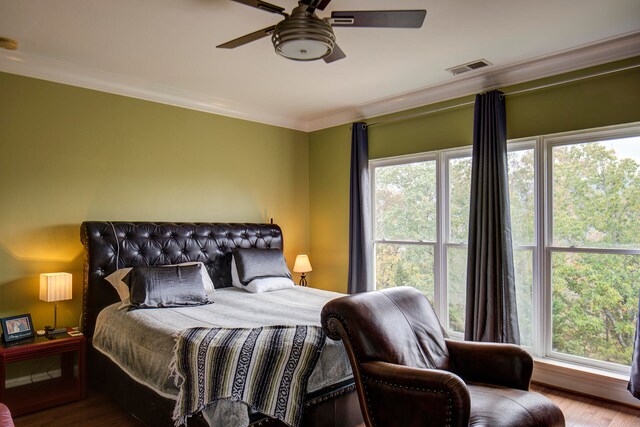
[323,44,346,63]
[330,10,427,28]
[300,0,333,11]
[228,0,286,16]
[316,0,333,10]
[217,25,276,49]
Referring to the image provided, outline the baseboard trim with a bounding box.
[5,369,62,388]
[532,358,640,408]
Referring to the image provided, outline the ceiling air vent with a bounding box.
[446,59,492,76]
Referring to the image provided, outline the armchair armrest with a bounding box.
[358,361,470,427]
[445,339,533,390]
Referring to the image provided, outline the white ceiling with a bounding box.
[1,0,639,131]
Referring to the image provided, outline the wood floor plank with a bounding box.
[12,391,143,427]
[531,384,640,427]
[10,384,640,426]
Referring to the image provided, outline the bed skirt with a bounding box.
[89,346,362,427]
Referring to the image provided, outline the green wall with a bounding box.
[2,56,640,335]
[309,57,640,293]
[0,72,310,337]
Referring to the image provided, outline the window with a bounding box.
[547,133,640,368]
[444,155,471,334]
[373,155,437,300]
[441,146,535,344]
[370,122,640,372]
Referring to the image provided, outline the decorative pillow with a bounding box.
[231,257,295,293]
[123,264,212,309]
[105,262,214,309]
[232,248,292,285]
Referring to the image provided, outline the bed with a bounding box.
[80,221,361,427]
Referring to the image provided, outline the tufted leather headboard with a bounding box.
[80,221,284,339]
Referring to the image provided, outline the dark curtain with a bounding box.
[628,294,640,399]
[464,90,520,344]
[348,122,371,294]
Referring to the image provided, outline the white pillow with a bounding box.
[104,267,133,308]
[105,262,215,309]
[231,257,295,293]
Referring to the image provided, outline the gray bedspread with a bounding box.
[93,286,353,424]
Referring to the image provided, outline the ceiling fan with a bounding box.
[217,0,427,63]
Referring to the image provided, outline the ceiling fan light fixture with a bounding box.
[276,38,332,60]
[272,7,335,61]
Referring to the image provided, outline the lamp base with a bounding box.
[299,274,308,287]
[45,326,67,335]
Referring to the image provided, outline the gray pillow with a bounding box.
[233,248,292,285]
[123,264,212,309]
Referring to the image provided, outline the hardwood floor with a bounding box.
[12,392,143,427]
[10,384,640,426]
[530,384,640,427]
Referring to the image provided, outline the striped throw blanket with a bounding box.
[171,325,326,427]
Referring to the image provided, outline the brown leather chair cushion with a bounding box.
[322,285,450,369]
[468,384,565,426]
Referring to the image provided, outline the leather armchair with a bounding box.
[321,286,565,427]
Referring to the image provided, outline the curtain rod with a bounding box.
[365,62,640,129]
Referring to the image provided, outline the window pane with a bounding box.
[514,249,533,347]
[552,252,640,365]
[448,157,471,243]
[375,243,434,302]
[552,137,640,249]
[375,161,437,241]
[508,149,535,246]
[447,246,533,345]
[447,246,467,333]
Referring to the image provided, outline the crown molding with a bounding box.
[304,30,640,132]
[1,31,639,133]
[0,51,306,131]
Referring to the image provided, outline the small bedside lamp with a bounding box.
[293,255,312,287]
[40,272,72,335]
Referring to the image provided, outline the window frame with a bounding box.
[369,121,640,375]
[439,142,538,340]
[542,124,640,374]
[440,147,473,336]
[370,152,440,314]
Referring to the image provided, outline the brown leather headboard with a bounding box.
[80,221,284,339]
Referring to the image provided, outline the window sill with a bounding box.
[532,357,639,408]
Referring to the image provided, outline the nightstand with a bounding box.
[0,333,86,416]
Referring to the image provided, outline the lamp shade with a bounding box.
[40,272,72,302]
[293,255,312,273]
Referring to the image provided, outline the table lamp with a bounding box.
[293,255,312,287]
[40,272,72,335]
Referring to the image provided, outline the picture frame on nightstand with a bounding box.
[0,313,35,343]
